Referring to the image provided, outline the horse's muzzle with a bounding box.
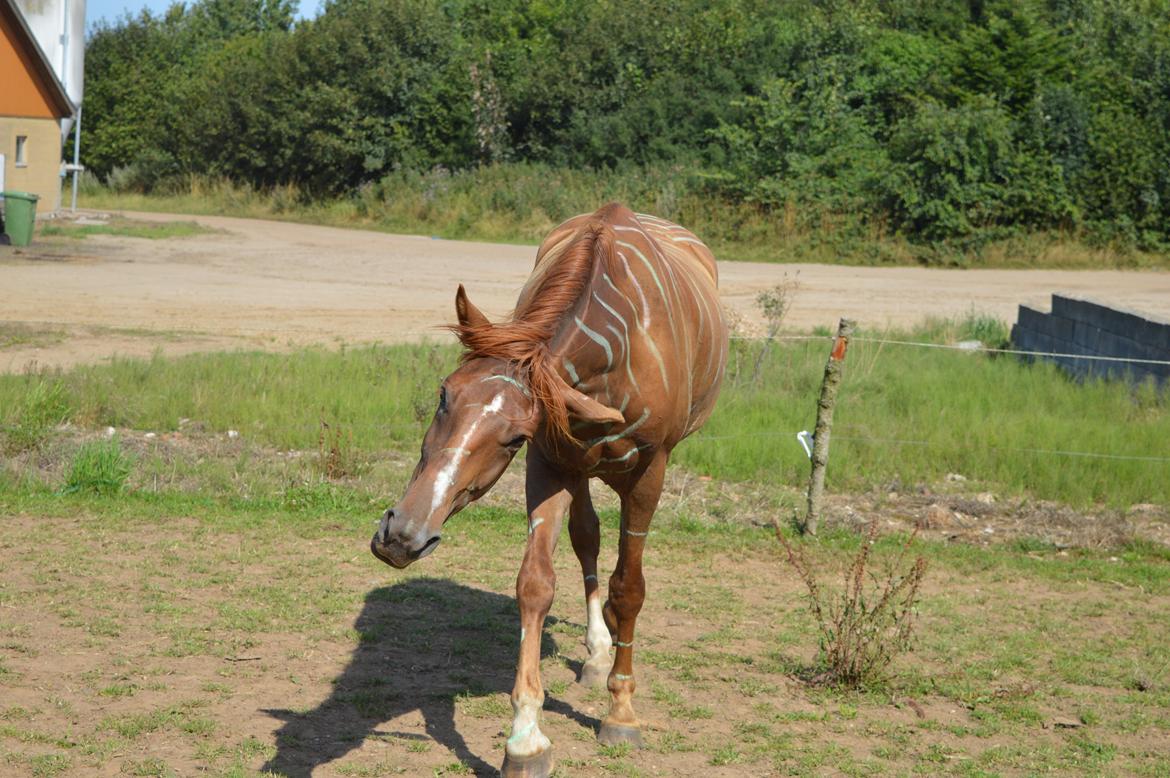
[370,509,441,568]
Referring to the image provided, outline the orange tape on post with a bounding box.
[831,336,848,361]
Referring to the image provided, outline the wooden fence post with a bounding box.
[804,318,854,535]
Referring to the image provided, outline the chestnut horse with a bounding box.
[371,202,728,777]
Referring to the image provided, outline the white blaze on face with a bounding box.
[428,393,505,521]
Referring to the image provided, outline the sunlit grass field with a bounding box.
[2,318,1166,507]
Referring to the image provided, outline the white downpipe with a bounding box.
[70,105,82,212]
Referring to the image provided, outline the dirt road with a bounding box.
[4,210,1169,371]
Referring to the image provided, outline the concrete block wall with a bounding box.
[1010,295,1170,385]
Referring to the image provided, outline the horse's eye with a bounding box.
[437,387,448,413]
[506,435,527,450]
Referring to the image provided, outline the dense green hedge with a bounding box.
[83,0,1170,252]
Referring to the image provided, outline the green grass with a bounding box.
[679,321,1169,507]
[1,316,1164,507]
[62,439,133,495]
[77,166,1170,269]
[37,218,212,241]
[2,379,70,454]
[0,342,450,453]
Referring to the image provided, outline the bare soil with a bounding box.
[3,210,1169,372]
[2,503,1167,777]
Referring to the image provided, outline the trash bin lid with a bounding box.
[0,191,40,201]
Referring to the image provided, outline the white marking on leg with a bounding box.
[506,692,550,758]
[528,517,544,535]
[428,393,504,520]
[585,592,612,663]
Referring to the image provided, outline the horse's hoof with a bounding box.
[598,722,643,748]
[579,660,611,687]
[501,747,553,778]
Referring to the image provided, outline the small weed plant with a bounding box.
[63,439,133,495]
[749,273,799,385]
[317,420,358,479]
[776,520,927,689]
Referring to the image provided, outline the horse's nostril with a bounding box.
[377,509,395,544]
[416,535,442,560]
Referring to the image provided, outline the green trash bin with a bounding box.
[1,190,40,247]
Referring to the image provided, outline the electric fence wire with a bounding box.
[6,319,1169,366]
[3,324,1167,464]
[731,333,1170,367]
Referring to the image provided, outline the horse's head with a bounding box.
[371,285,625,569]
[371,285,535,569]
[371,354,537,568]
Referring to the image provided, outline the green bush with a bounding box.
[76,0,1170,252]
[63,439,133,496]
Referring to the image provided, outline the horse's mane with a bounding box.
[451,218,614,443]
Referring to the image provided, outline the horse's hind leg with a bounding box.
[599,453,666,748]
[569,479,612,686]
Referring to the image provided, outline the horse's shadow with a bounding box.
[261,577,595,777]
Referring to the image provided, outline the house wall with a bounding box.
[0,118,62,211]
[1,6,66,212]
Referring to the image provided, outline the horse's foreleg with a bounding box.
[502,452,572,778]
[599,454,666,748]
[569,480,611,686]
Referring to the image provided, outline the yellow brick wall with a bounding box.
[0,117,63,213]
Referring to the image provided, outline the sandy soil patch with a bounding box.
[3,210,1169,371]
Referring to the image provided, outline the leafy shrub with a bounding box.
[776,520,927,688]
[63,439,133,495]
[82,0,1170,250]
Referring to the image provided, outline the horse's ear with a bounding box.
[455,284,490,329]
[562,385,625,426]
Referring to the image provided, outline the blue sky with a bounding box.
[85,0,322,29]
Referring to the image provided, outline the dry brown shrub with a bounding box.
[775,518,927,688]
[317,420,356,480]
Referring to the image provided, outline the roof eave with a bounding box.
[1,0,76,118]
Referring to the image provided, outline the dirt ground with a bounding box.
[2,499,1167,778]
[3,210,1170,372]
[3,214,1169,776]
